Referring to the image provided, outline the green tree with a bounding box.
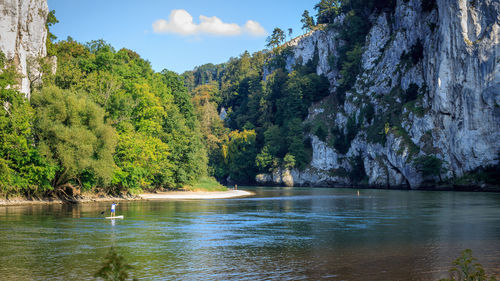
[191,83,228,177]
[283,153,296,170]
[285,119,311,170]
[32,86,117,189]
[264,125,285,158]
[414,155,444,181]
[255,146,273,172]
[266,28,286,49]
[46,10,59,56]
[51,38,208,191]
[314,0,341,24]
[112,128,173,193]
[301,10,316,32]
[0,53,56,196]
[223,130,257,182]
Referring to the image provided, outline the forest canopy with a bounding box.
[0,34,207,197]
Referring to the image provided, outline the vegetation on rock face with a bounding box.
[183,39,326,182]
[180,0,433,185]
[452,161,500,187]
[414,155,444,181]
[400,39,424,68]
[348,151,368,184]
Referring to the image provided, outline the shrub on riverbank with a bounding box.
[185,176,227,192]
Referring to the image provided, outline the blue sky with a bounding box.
[47,0,318,73]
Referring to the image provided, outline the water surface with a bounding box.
[1,187,499,280]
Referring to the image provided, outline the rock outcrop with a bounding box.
[0,0,49,97]
[257,0,499,188]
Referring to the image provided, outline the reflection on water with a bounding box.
[0,187,499,280]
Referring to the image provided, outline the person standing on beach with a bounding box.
[111,202,117,217]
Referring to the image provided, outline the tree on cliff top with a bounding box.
[314,0,341,24]
[266,28,286,49]
[301,10,316,33]
[46,10,59,56]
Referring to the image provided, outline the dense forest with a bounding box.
[0,12,208,197]
[181,0,405,184]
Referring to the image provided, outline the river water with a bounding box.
[1,187,499,280]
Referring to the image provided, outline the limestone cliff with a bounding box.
[0,0,48,97]
[257,0,499,188]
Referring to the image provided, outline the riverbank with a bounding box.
[0,189,254,206]
[140,190,253,200]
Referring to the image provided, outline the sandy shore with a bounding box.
[0,190,253,206]
[140,190,254,200]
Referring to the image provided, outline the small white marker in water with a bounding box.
[357,190,360,196]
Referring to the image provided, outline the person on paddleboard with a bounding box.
[111,202,117,217]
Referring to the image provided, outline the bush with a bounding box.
[422,0,437,13]
[187,176,227,192]
[314,123,328,142]
[348,151,368,184]
[361,103,375,124]
[402,83,420,104]
[414,155,443,180]
[439,249,497,281]
[365,118,387,145]
[400,39,424,67]
[283,153,296,170]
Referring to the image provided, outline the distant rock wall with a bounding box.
[0,0,48,97]
[256,0,500,188]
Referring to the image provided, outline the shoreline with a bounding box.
[140,190,253,200]
[0,189,254,207]
[2,183,498,207]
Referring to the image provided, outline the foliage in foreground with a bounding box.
[94,247,137,281]
[439,249,497,281]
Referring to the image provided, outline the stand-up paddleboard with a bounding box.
[105,215,124,219]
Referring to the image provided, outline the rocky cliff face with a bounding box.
[0,0,48,97]
[257,0,499,188]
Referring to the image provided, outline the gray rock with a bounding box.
[0,0,49,97]
[260,0,500,188]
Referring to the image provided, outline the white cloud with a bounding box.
[152,9,266,37]
[198,15,241,36]
[244,20,267,36]
[153,10,197,35]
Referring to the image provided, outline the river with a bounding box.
[1,187,499,280]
